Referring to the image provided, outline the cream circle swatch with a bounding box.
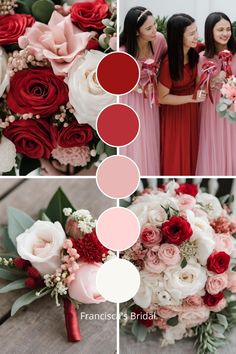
[96,259,140,303]
[96,207,140,251]
[96,155,140,199]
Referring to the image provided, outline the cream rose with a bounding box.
[0,46,9,98]
[214,233,234,255]
[196,193,222,218]
[178,306,210,328]
[68,262,105,304]
[164,260,207,300]
[158,243,180,266]
[66,50,115,129]
[16,220,66,275]
[129,203,148,227]
[0,136,16,173]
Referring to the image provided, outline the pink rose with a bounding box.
[157,243,180,266]
[206,273,228,295]
[156,306,177,319]
[214,233,234,255]
[19,11,93,76]
[140,224,162,247]
[227,271,236,293]
[177,194,196,211]
[209,297,227,312]
[144,245,166,273]
[178,306,210,328]
[68,262,105,304]
[183,295,204,307]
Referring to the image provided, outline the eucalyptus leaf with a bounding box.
[218,103,228,112]
[104,144,116,156]
[7,207,35,247]
[0,279,26,293]
[216,314,228,329]
[32,0,54,24]
[0,267,26,281]
[11,288,51,316]
[96,140,105,155]
[45,187,75,227]
[167,315,178,326]
[131,321,148,342]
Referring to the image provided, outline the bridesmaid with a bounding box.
[119,7,167,175]
[158,13,206,176]
[196,12,236,175]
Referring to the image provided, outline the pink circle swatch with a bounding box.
[97,52,140,94]
[96,155,140,199]
[97,104,140,147]
[97,207,140,251]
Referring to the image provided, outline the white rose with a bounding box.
[66,50,115,129]
[164,260,207,300]
[196,193,222,218]
[0,46,9,98]
[148,202,168,226]
[16,220,66,275]
[0,136,16,173]
[178,307,210,328]
[128,203,148,227]
[161,322,186,345]
[133,270,160,308]
[187,210,215,265]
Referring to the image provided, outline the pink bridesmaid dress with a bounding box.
[196,52,236,175]
[120,32,167,176]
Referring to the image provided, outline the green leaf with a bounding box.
[38,209,51,222]
[0,267,25,281]
[167,315,179,326]
[7,207,35,247]
[104,144,117,156]
[45,187,75,227]
[0,225,17,255]
[218,103,228,112]
[19,156,40,176]
[0,279,26,293]
[181,258,187,268]
[232,265,236,271]
[96,140,105,155]
[2,167,16,176]
[216,314,228,330]
[32,0,55,24]
[11,288,51,316]
[119,199,132,208]
[131,321,148,342]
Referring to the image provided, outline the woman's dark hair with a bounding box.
[204,12,236,58]
[120,6,153,58]
[167,13,199,81]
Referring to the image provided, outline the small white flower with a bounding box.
[63,208,72,216]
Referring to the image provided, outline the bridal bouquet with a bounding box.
[216,75,236,122]
[0,0,116,175]
[0,188,114,341]
[121,182,236,354]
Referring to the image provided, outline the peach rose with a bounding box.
[214,233,234,255]
[140,224,162,247]
[206,273,228,295]
[183,295,204,307]
[179,306,210,328]
[227,271,236,293]
[16,220,66,275]
[19,11,93,76]
[156,306,177,319]
[68,262,105,304]
[158,243,180,266]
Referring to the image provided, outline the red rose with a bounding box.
[175,183,198,197]
[0,14,35,45]
[134,307,153,328]
[161,216,192,245]
[207,251,230,274]
[71,0,110,32]
[7,68,68,116]
[58,122,94,148]
[203,292,224,307]
[3,119,57,159]
[71,230,108,263]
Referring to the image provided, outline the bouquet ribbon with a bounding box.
[193,61,217,103]
[218,50,233,78]
[63,298,81,342]
[141,59,159,107]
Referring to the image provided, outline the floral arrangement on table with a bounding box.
[0,0,117,175]
[0,188,114,341]
[120,181,236,354]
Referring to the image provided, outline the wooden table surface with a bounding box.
[0,178,116,354]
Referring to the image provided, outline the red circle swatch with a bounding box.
[97,104,139,147]
[97,52,139,95]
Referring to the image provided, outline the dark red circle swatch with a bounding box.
[97,104,139,147]
[97,52,139,95]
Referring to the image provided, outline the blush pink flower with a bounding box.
[157,243,180,266]
[18,11,94,76]
[177,194,196,211]
[144,245,166,273]
[214,233,234,255]
[183,295,204,307]
[51,145,91,167]
[221,83,236,101]
[206,273,228,295]
[140,224,162,247]
[156,306,177,319]
[227,271,236,293]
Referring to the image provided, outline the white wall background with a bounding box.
[119,0,236,38]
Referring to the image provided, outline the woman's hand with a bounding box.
[191,89,207,103]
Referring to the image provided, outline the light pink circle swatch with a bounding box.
[96,155,140,199]
[96,207,140,251]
